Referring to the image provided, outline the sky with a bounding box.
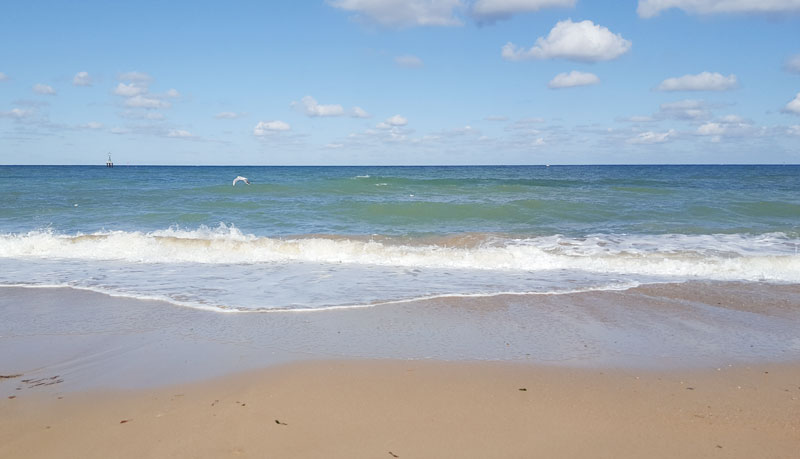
[1,0,799,165]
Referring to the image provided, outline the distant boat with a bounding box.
[106,153,113,168]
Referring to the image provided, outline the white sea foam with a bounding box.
[1,224,799,283]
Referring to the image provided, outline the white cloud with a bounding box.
[628,129,675,144]
[33,84,56,95]
[0,108,34,119]
[167,129,193,138]
[110,127,130,135]
[719,114,745,123]
[295,95,345,117]
[658,99,712,120]
[395,54,424,68]
[638,0,800,18]
[112,74,177,112]
[254,120,291,135]
[656,72,737,91]
[507,118,545,135]
[696,122,725,136]
[118,71,152,83]
[696,117,762,140]
[73,71,92,87]
[785,92,800,115]
[82,121,103,129]
[120,110,165,120]
[622,115,656,122]
[785,54,800,73]
[502,19,631,62]
[0,72,8,81]
[328,0,463,27]
[788,125,800,135]
[427,125,481,138]
[548,70,600,89]
[377,114,408,128]
[472,0,575,22]
[352,106,371,118]
[215,111,245,119]
[485,115,509,121]
[124,95,171,109]
[114,83,146,97]
[660,99,704,111]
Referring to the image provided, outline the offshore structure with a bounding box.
[106,153,113,168]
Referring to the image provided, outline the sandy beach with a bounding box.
[2,360,799,458]
[1,282,799,457]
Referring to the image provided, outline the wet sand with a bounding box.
[1,281,799,457]
[2,360,799,458]
[2,282,799,392]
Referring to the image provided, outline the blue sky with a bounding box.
[1,0,799,165]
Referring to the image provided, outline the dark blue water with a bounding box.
[1,165,798,237]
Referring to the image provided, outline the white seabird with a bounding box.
[232,176,251,186]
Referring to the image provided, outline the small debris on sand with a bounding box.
[120,419,131,424]
[275,420,287,426]
[0,374,23,379]
[20,376,63,388]
[518,388,527,391]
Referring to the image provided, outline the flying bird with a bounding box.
[232,176,250,186]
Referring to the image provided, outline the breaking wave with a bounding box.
[2,224,799,283]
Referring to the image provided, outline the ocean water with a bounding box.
[1,165,798,311]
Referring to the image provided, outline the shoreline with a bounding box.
[2,281,800,393]
[2,359,799,458]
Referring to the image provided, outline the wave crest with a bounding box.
[1,224,799,282]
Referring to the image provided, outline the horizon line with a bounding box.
[1,163,799,167]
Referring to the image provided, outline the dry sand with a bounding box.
[2,360,799,459]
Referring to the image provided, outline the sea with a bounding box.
[1,165,798,312]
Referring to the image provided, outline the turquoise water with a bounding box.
[1,165,799,310]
